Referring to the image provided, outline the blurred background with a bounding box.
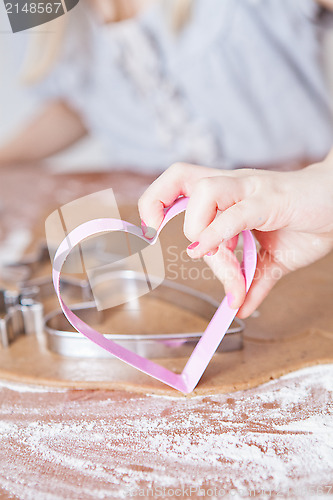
[0,3,109,172]
[1,0,333,173]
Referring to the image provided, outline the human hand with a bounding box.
[138,160,333,318]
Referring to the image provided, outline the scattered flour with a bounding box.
[0,380,67,393]
[0,364,331,500]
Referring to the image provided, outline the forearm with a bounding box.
[0,100,87,166]
[315,0,333,10]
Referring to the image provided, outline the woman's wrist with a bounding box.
[299,155,333,182]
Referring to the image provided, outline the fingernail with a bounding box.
[187,241,200,251]
[141,220,147,236]
[227,292,235,308]
[146,228,157,239]
[141,221,156,240]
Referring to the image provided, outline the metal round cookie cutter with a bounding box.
[45,271,244,359]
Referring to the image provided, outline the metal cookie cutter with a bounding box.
[0,288,44,348]
[2,242,93,302]
[1,244,245,358]
[0,243,93,348]
[45,271,245,359]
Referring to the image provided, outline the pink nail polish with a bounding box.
[187,241,199,251]
[141,220,147,236]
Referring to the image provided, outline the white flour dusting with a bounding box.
[0,364,332,500]
[0,380,67,393]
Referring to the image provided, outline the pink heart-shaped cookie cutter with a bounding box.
[52,197,257,393]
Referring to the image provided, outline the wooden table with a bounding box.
[0,165,332,500]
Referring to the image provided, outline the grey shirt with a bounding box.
[35,0,333,171]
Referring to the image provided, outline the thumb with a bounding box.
[204,245,246,310]
[237,248,289,318]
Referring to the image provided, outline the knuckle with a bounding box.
[195,177,215,195]
[169,162,188,175]
[243,174,262,197]
[252,172,278,195]
[138,193,147,212]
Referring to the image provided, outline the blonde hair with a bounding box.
[22,16,67,84]
[23,0,192,84]
[164,0,192,31]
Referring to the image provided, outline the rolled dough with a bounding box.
[0,206,332,396]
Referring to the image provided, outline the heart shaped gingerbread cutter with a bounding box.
[52,197,257,393]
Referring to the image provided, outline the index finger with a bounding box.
[138,162,221,230]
